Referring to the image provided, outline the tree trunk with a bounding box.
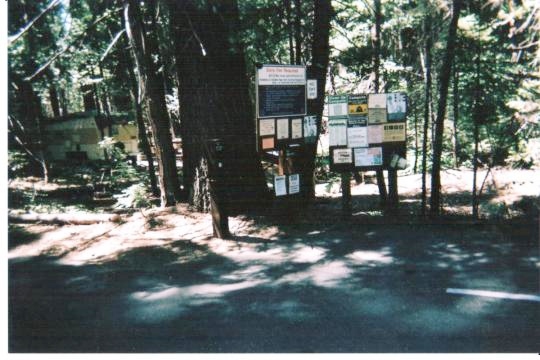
[293,0,302,65]
[299,0,332,200]
[49,84,60,118]
[421,16,432,216]
[430,0,462,216]
[452,66,460,168]
[284,0,294,64]
[472,43,482,219]
[413,98,419,174]
[124,0,181,207]
[173,0,268,212]
[373,0,388,206]
[10,78,50,182]
[124,42,160,197]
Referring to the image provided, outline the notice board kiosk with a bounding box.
[327,93,408,213]
[255,64,318,198]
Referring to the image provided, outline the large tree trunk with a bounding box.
[124,0,181,207]
[299,0,332,200]
[373,0,388,206]
[293,0,302,65]
[452,66,460,168]
[173,0,268,212]
[430,0,462,216]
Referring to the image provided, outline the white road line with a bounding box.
[447,288,540,302]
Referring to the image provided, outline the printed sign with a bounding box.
[383,123,406,142]
[387,93,407,121]
[304,115,317,143]
[354,147,383,167]
[368,124,383,144]
[276,118,289,140]
[328,95,349,117]
[348,115,368,127]
[348,94,368,115]
[291,118,303,139]
[329,117,348,146]
[258,66,306,85]
[347,126,368,148]
[274,175,287,196]
[333,148,353,164]
[307,79,317,99]
[257,65,306,118]
[289,174,300,194]
[368,93,387,108]
[259,118,275,136]
[368,108,387,124]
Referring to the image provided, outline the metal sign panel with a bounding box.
[257,65,306,118]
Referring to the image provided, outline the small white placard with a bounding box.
[289,174,300,194]
[333,148,353,164]
[347,126,368,148]
[354,147,383,166]
[276,118,289,140]
[368,124,383,144]
[368,93,387,108]
[291,118,302,139]
[307,79,317,99]
[259,118,275,136]
[329,118,347,146]
[274,175,287,196]
[329,103,348,117]
[303,115,317,139]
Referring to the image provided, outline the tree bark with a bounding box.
[284,0,294,64]
[299,0,332,200]
[452,66,460,168]
[373,0,388,206]
[430,0,462,216]
[123,41,160,197]
[421,16,432,216]
[173,0,268,212]
[124,0,181,207]
[293,0,302,65]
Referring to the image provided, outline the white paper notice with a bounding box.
[354,147,383,167]
[276,118,289,140]
[307,79,317,99]
[368,124,383,144]
[368,93,387,108]
[333,148,353,164]
[288,174,300,194]
[291,118,302,139]
[303,116,317,139]
[274,175,287,196]
[329,118,347,146]
[347,126,368,148]
[387,93,407,120]
[329,102,348,117]
[259,118,275,136]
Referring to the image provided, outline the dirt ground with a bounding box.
[8,169,540,352]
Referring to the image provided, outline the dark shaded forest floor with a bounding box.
[8,168,540,352]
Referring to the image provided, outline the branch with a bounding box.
[8,0,62,46]
[100,29,126,63]
[24,8,121,82]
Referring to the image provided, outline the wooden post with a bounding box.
[388,168,398,214]
[278,149,287,175]
[341,172,351,217]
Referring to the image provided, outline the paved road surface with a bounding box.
[9,220,540,352]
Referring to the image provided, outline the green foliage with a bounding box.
[8,150,31,178]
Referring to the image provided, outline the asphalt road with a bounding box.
[8,220,540,353]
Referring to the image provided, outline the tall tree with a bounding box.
[173,0,268,212]
[124,0,181,207]
[372,0,388,205]
[421,13,433,215]
[299,0,333,200]
[430,0,462,216]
